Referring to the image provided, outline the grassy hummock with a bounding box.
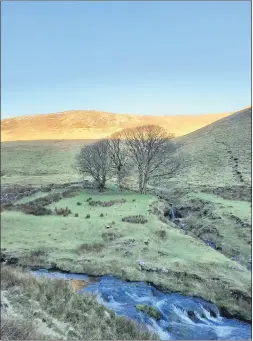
[136,304,161,320]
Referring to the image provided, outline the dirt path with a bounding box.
[216,140,244,184]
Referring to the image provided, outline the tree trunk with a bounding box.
[117,170,122,191]
[138,172,144,194]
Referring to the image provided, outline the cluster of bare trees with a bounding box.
[76,125,180,194]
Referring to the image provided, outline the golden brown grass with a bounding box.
[1,265,157,340]
[1,109,232,142]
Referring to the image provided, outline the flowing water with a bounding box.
[169,204,176,220]
[33,270,251,340]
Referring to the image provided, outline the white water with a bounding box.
[33,270,252,340]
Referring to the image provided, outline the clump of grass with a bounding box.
[29,249,47,257]
[78,243,104,254]
[75,213,79,217]
[86,197,92,202]
[54,207,71,217]
[102,232,122,242]
[1,314,46,340]
[136,304,161,320]
[100,213,104,217]
[18,249,49,267]
[62,189,80,198]
[122,215,148,224]
[155,229,167,239]
[76,202,82,206]
[132,199,136,202]
[85,214,90,219]
[102,232,115,241]
[41,184,53,192]
[89,199,126,207]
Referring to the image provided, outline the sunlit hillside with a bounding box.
[1,110,233,142]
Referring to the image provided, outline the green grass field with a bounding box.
[1,140,88,185]
[1,187,251,321]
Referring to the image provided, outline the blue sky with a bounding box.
[2,1,251,118]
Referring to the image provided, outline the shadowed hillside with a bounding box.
[169,107,252,188]
[1,110,232,142]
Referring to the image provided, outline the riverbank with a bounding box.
[1,265,157,340]
[32,268,251,340]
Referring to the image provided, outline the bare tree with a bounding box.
[76,139,113,191]
[108,132,129,190]
[121,125,179,194]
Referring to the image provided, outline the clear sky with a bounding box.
[2,1,251,118]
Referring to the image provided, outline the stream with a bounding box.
[33,270,251,340]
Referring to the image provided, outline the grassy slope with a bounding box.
[172,107,251,187]
[170,191,251,267]
[1,188,251,321]
[1,140,90,185]
[1,265,156,340]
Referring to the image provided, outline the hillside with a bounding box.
[1,110,232,142]
[169,107,252,188]
[1,107,251,187]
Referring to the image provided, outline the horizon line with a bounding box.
[2,105,251,120]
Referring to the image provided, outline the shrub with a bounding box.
[100,213,104,217]
[54,207,71,217]
[89,199,126,207]
[13,191,65,216]
[75,213,79,217]
[16,193,63,213]
[77,202,82,206]
[41,185,53,192]
[1,185,39,205]
[21,205,53,216]
[122,215,148,224]
[132,199,136,202]
[86,197,92,202]
[85,214,90,219]
[62,189,80,198]
[155,229,167,239]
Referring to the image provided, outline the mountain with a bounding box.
[1,110,233,142]
[171,107,252,187]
